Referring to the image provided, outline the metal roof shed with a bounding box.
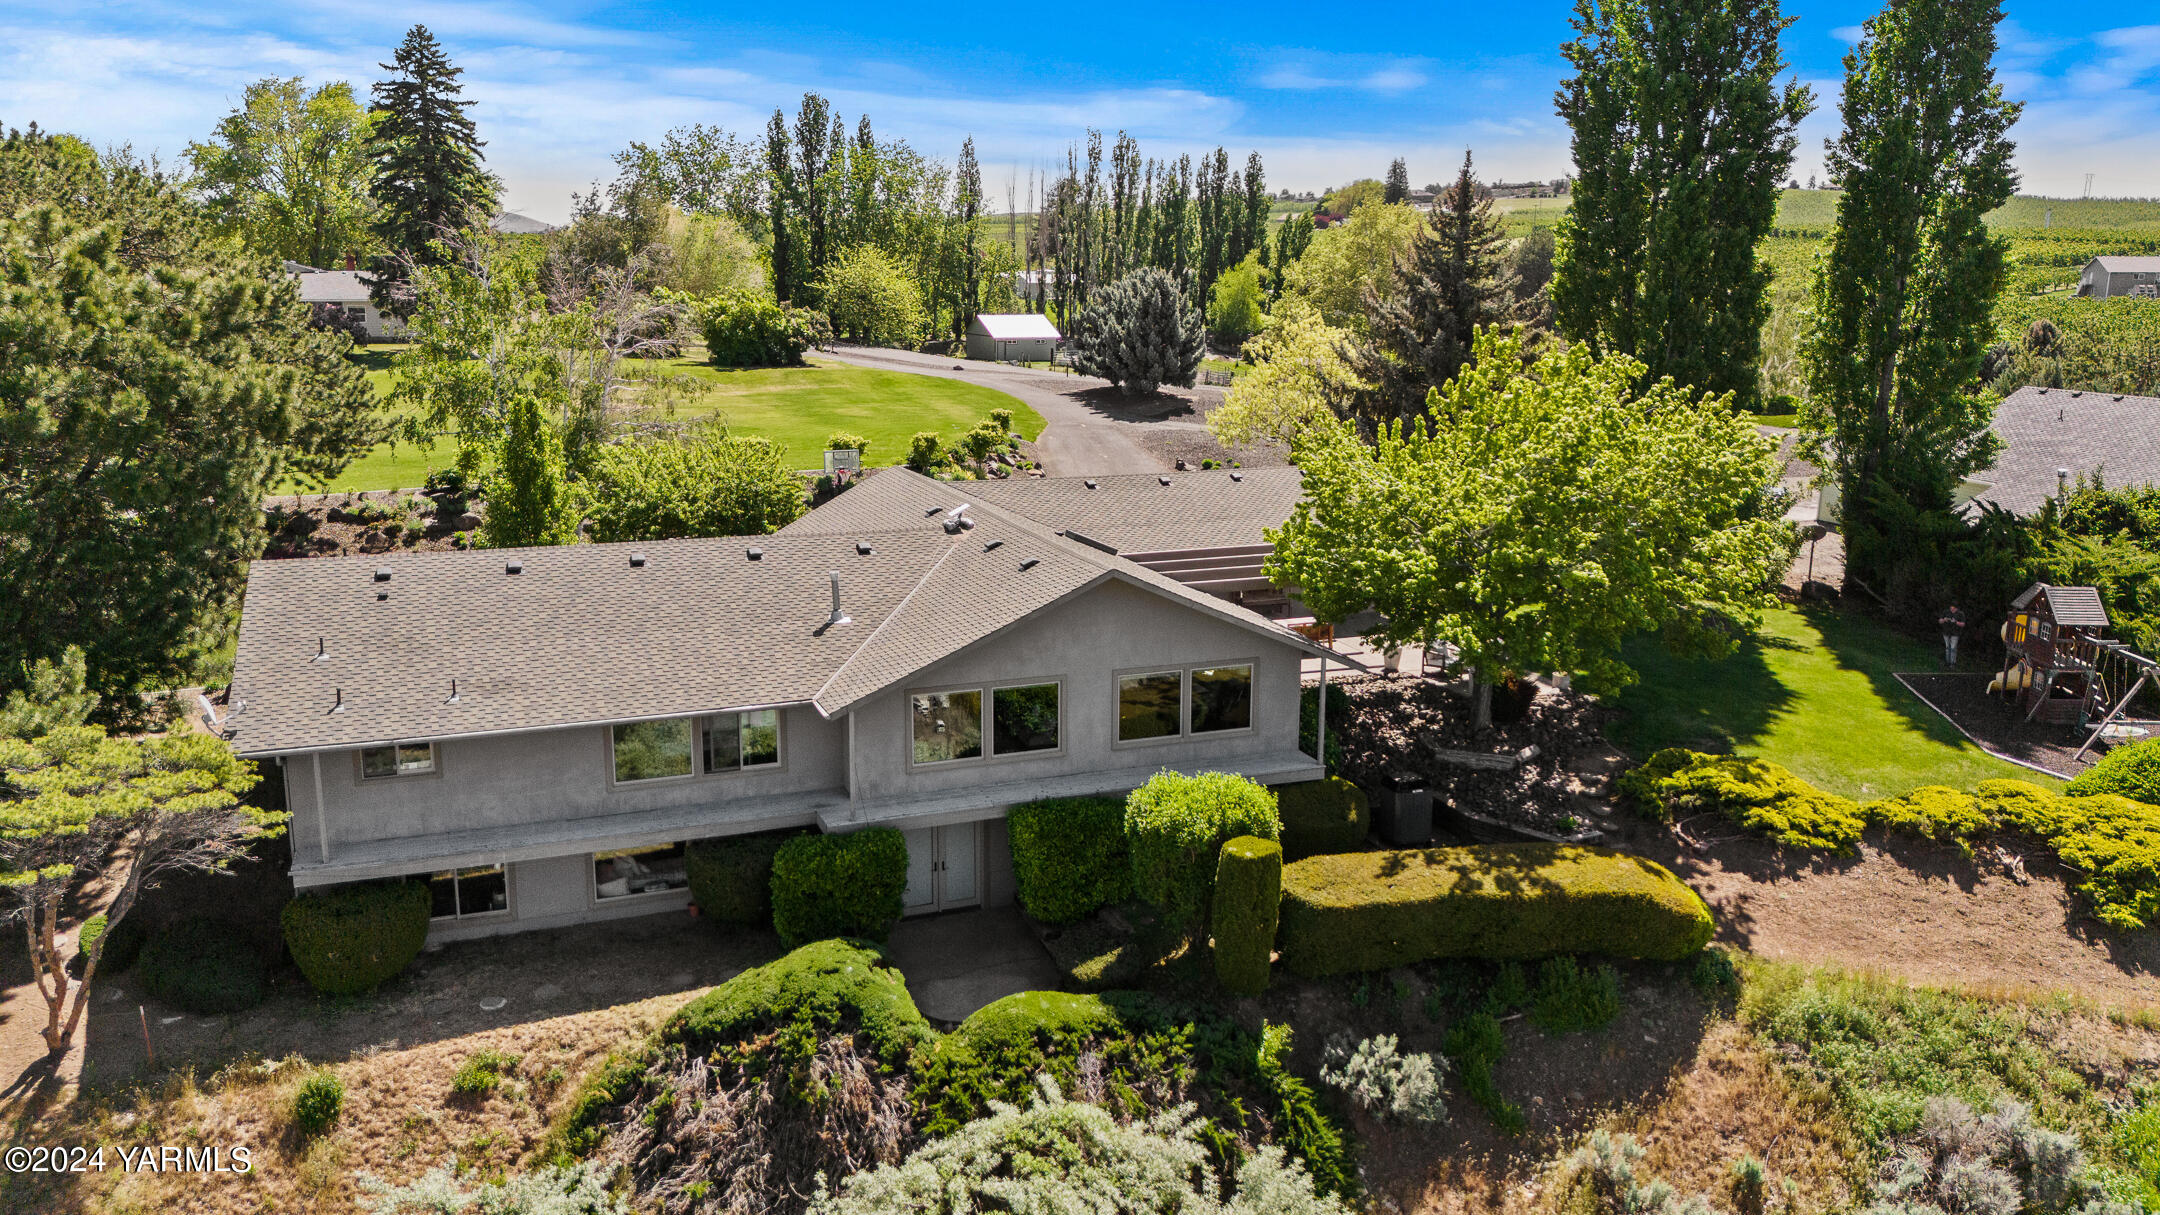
[966,313,1061,363]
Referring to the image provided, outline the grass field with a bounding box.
[1608,604,2054,799]
[308,345,1045,493]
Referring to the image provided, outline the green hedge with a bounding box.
[1124,771,1280,930]
[770,829,910,947]
[1618,748,1867,850]
[1277,844,1715,976]
[662,938,932,1065]
[686,830,802,927]
[2066,739,2160,806]
[1211,836,1282,995]
[139,920,269,1014]
[694,289,821,368]
[1007,797,1131,925]
[1275,777,1370,860]
[280,880,432,996]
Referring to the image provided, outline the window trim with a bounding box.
[354,741,440,784]
[590,842,693,906]
[906,678,1067,768]
[1111,658,1260,748]
[607,718,699,787]
[426,863,513,922]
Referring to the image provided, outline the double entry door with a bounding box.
[902,822,980,915]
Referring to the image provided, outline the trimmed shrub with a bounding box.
[770,828,910,946]
[662,939,932,1065]
[1125,771,1281,930]
[290,1070,344,1137]
[1212,836,1282,995]
[281,880,432,996]
[694,289,817,367]
[1277,844,1714,976]
[1619,748,1866,851]
[686,830,802,927]
[139,920,268,1014]
[1276,778,1370,860]
[1007,797,1131,925]
[2066,738,2160,805]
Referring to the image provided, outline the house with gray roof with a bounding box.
[1963,385,2160,514]
[2078,256,2160,299]
[290,267,407,341]
[222,467,1343,939]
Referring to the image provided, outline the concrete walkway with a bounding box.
[817,345,1168,477]
[882,907,1061,1025]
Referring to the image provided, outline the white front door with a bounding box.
[902,827,938,914]
[901,822,982,915]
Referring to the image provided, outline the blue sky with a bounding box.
[7,2,2159,222]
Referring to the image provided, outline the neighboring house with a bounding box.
[1012,269,1051,306]
[2077,256,2160,299]
[1961,385,2160,514]
[222,467,1344,941]
[490,211,558,235]
[292,268,406,341]
[966,314,1062,362]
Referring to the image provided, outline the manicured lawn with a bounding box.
[1608,605,2056,799]
[304,348,1044,492]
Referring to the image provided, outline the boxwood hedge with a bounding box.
[1277,843,1714,976]
[1275,777,1370,860]
[2065,739,2160,806]
[280,880,432,996]
[770,828,909,946]
[1124,770,1279,930]
[686,829,803,927]
[1007,796,1131,925]
[1211,836,1282,995]
[662,938,932,1065]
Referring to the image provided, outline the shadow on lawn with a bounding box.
[1607,624,1801,759]
[1803,604,1982,757]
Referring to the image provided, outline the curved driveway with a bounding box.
[817,345,1167,476]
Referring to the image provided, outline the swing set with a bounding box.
[1990,583,2160,761]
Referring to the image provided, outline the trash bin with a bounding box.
[1370,777,1432,845]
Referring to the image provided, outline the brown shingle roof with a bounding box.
[966,466,1306,553]
[228,469,1333,756]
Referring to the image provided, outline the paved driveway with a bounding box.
[818,345,1170,476]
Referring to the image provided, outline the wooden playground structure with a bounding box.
[1991,583,2160,760]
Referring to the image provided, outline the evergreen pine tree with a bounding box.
[1550,0,1812,410]
[1802,0,2019,596]
[1350,152,1516,433]
[1071,268,1205,396]
[364,24,496,316]
[1385,158,1410,204]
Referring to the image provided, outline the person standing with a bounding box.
[1939,603,1968,667]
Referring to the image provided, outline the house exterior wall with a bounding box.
[846,577,1302,803]
[965,331,1057,361]
[2082,263,2160,299]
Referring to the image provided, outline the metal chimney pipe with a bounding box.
[828,572,850,626]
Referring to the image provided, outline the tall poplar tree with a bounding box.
[1551,0,1811,410]
[1349,152,1516,433]
[1802,0,2019,594]
[764,110,795,301]
[953,136,984,340]
[364,24,495,316]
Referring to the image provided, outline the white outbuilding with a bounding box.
[966,313,1062,362]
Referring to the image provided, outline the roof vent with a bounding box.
[312,637,327,661]
[505,560,523,575]
[2038,387,2051,395]
[855,541,874,555]
[1157,475,1171,486]
[446,678,461,705]
[373,566,392,582]
[376,590,389,602]
[1084,479,1098,489]
[827,571,851,627]
[629,552,647,568]
[1018,558,1040,572]
[2072,390,2085,398]
[330,688,346,714]
[983,539,1003,552]
[747,547,763,561]
[1229,471,1244,482]
[2116,395,2127,401]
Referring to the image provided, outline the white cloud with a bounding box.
[1257,51,1431,95]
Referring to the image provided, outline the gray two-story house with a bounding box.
[222,467,1341,941]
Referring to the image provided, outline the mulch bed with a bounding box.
[1894,671,2132,779]
[258,488,476,560]
[1328,673,1612,837]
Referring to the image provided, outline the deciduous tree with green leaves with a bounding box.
[186,77,378,269]
[1207,252,1268,345]
[818,243,926,347]
[365,24,497,316]
[1208,299,1368,450]
[1802,0,2020,598]
[1268,329,1790,728]
[583,426,807,542]
[1551,0,1812,410]
[1,673,279,1054]
[1280,203,1423,333]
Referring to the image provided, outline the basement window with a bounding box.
[594,842,689,900]
[360,742,435,779]
[428,865,507,920]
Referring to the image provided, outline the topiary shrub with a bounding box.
[290,1070,344,1137]
[280,879,432,996]
[661,939,932,1066]
[2067,739,2160,805]
[1125,770,1280,931]
[1276,778,1370,860]
[1211,836,1282,995]
[686,829,803,927]
[139,919,269,1014]
[770,828,910,946]
[1007,797,1131,925]
[1618,748,1866,851]
[1277,844,1714,976]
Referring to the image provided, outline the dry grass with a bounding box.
[15,991,696,1215]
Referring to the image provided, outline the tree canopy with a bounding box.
[1070,267,1205,396]
[583,427,807,543]
[365,24,497,315]
[186,76,378,269]
[1208,299,1366,450]
[1268,328,1790,726]
[1281,204,1423,332]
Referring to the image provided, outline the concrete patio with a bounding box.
[883,906,1062,1024]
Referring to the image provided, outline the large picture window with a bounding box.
[361,742,435,779]
[1190,665,1254,734]
[429,865,507,920]
[594,842,689,900]
[991,684,1061,754]
[1117,671,1184,741]
[704,709,781,772]
[912,690,984,764]
[613,719,694,782]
